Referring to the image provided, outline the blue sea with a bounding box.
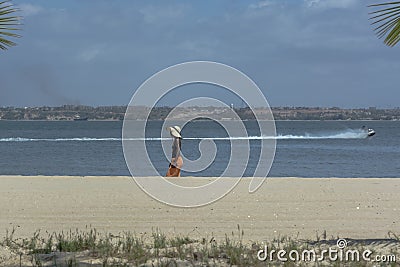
[0,120,399,177]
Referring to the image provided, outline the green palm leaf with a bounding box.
[0,0,21,50]
[369,1,400,47]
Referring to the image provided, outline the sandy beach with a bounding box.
[0,176,399,243]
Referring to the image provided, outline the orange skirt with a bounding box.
[166,156,183,177]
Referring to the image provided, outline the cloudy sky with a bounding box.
[1,0,399,108]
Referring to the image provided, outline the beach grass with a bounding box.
[1,225,399,266]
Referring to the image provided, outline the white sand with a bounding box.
[0,176,399,242]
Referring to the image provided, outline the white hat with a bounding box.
[168,126,181,138]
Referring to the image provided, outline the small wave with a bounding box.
[0,130,368,142]
[275,130,368,139]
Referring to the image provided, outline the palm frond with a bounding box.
[369,1,400,47]
[0,0,21,50]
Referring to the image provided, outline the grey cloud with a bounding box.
[1,0,399,107]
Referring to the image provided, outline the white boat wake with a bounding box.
[0,130,369,142]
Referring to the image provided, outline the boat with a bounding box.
[73,115,88,121]
[367,128,375,137]
[362,126,375,137]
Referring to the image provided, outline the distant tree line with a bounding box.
[0,105,399,121]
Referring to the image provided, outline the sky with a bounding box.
[0,0,399,108]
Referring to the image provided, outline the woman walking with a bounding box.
[166,126,183,177]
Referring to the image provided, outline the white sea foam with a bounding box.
[0,130,368,142]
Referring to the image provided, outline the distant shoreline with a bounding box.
[1,106,399,120]
[0,119,399,122]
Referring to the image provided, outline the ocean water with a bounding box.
[0,120,399,177]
